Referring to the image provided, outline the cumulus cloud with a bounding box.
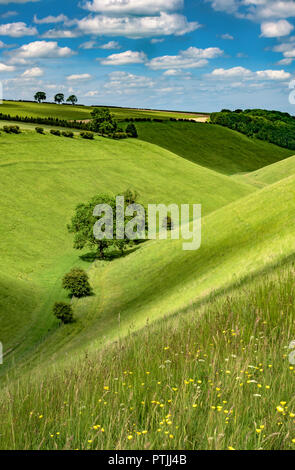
[0,22,37,37]
[207,0,295,21]
[0,62,15,71]
[261,20,294,38]
[33,14,68,24]
[148,47,223,70]
[104,71,155,93]
[21,66,43,77]
[41,29,80,38]
[77,12,200,38]
[67,73,92,80]
[100,50,147,65]
[209,66,291,80]
[82,0,183,15]
[221,33,234,40]
[9,41,75,63]
[100,41,121,49]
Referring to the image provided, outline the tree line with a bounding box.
[34,91,78,105]
[210,109,295,150]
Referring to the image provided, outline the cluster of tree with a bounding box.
[210,109,295,150]
[2,125,21,134]
[0,112,89,130]
[89,108,138,139]
[67,190,147,260]
[34,92,78,105]
[53,268,92,324]
[49,129,74,138]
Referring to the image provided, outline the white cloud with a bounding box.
[0,62,15,71]
[41,29,80,38]
[151,38,165,44]
[261,20,294,38]
[100,50,147,65]
[9,41,75,63]
[221,33,234,40]
[104,71,155,93]
[0,22,37,37]
[82,0,183,15]
[207,0,295,21]
[0,0,38,3]
[209,66,291,80]
[21,66,43,77]
[67,73,92,81]
[77,12,199,38]
[85,90,99,96]
[100,41,121,49]
[148,46,223,70]
[33,14,68,24]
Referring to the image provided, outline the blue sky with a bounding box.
[1,0,295,112]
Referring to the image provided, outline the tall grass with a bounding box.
[1,260,295,450]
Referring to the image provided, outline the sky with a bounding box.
[1,0,295,112]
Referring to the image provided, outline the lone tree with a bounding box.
[53,302,74,324]
[34,91,46,103]
[54,93,65,104]
[67,95,78,105]
[90,107,117,135]
[62,268,91,298]
[126,123,138,138]
[67,194,129,259]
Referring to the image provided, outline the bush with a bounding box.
[62,130,74,138]
[35,127,45,134]
[50,129,61,136]
[3,125,21,134]
[126,123,138,138]
[80,131,94,140]
[112,132,128,139]
[62,268,91,298]
[53,302,74,324]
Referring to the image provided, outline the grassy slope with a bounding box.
[232,154,295,188]
[0,101,206,121]
[136,121,293,175]
[1,211,295,450]
[0,130,252,372]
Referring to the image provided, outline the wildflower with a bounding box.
[169,434,174,439]
[104,386,109,391]
[277,406,284,413]
[127,435,133,440]
[228,446,235,450]
[256,429,262,434]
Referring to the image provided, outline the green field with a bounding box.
[0,104,295,450]
[0,101,207,122]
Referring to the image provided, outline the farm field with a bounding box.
[0,101,209,122]
[0,103,295,451]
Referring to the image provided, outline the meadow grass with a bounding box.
[0,101,207,121]
[1,257,295,450]
[0,129,253,374]
[136,121,293,175]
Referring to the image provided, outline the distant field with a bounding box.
[0,101,208,122]
[136,121,293,175]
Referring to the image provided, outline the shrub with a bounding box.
[50,129,61,136]
[112,132,128,139]
[80,131,94,140]
[3,125,21,134]
[62,130,74,138]
[126,123,138,138]
[35,127,45,134]
[62,268,91,298]
[53,302,74,324]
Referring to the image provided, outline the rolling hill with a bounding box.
[0,129,253,374]
[136,121,293,175]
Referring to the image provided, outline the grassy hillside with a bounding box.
[136,121,293,175]
[0,101,206,122]
[18,171,294,373]
[233,154,295,188]
[0,129,252,373]
[1,255,294,450]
